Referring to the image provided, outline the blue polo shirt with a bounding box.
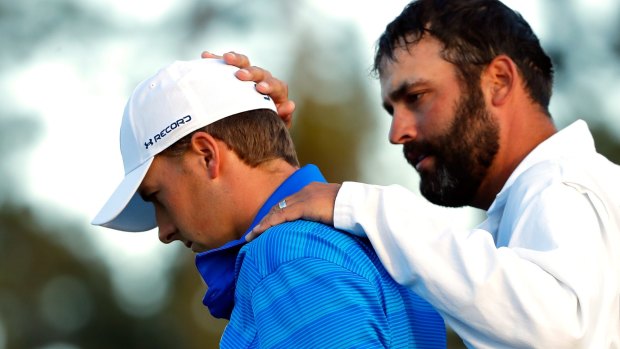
[195,165,446,348]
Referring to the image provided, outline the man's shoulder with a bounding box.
[500,153,620,236]
[251,220,368,250]
[512,152,619,200]
[238,220,380,277]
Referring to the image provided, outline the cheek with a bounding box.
[428,92,463,134]
[159,187,195,225]
[180,189,214,232]
[418,108,448,141]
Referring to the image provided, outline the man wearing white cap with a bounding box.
[92,58,446,348]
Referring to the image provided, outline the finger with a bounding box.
[279,100,295,114]
[234,69,270,84]
[222,51,251,68]
[201,51,222,59]
[232,65,293,128]
[245,223,265,241]
[257,75,286,97]
[246,211,286,241]
[254,81,272,93]
[277,101,295,128]
[247,199,298,241]
[233,71,293,127]
[255,76,289,107]
[235,66,273,83]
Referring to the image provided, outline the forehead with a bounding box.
[379,36,456,97]
[139,155,174,191]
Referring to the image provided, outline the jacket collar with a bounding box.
[481,120,594,236]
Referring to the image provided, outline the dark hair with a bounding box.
[374,0,554,113]
[163,109,299,167]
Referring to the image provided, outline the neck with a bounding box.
[225,158,298,237]
[473,108,557,210]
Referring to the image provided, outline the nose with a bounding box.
[388,107,417,144]
[158,225,177,244]
[155,207,177,244]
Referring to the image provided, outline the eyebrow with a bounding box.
[382,79,430,113]
[388,79,430,102]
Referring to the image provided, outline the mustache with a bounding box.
[403,141,435,167]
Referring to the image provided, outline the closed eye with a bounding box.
[404,92,425,107]
[386,79,431,113]
[383,91,425,117]
[383,102,394,116]
[139,191,158,203]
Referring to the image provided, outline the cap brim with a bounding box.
[91,157,156,232]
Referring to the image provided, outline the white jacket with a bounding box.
[334,120,620,348]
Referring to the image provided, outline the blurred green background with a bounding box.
[1,0,620,348]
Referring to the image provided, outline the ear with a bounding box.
[483,55,517,107]
[189,131,222,179]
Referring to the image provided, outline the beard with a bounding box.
[404,83,500,207]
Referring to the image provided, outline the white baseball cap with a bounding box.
[92,58,277,232]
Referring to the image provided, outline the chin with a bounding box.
[191,244,209,253]
[419,178,476,208]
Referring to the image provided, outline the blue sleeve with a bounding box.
[222,256,392,349]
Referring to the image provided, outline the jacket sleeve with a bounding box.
[333,181,614,348]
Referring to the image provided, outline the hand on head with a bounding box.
[201,51,295,128]
[246,182,342,241]
[200,51,340,240]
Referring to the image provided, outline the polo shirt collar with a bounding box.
[195,164,326,319]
